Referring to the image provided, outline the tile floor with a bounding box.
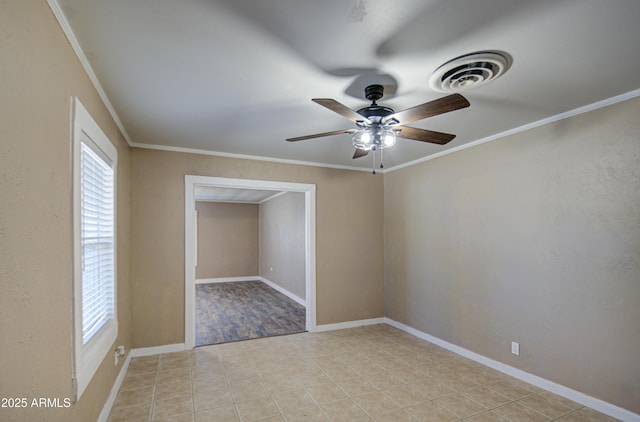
[108,324,618,422]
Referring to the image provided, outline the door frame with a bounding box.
[184,175,316,348]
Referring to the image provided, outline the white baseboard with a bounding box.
[258,276,306,307]
[130,343,188,357]
[385,318,640,422]
[97,352,132,422]
[314,317,385,332]
[195,276,258,284]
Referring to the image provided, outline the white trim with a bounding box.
[130,343,188,358]
[71,97,119,401]
[97,353,131,422]
[385,318,640,422]
[386,87,640,173]
[47,1,133,146]
[258,277,306,307]
[185,176,317,349]
[133,142,372,172]
[195,276,258,284]
[313,317,386,333]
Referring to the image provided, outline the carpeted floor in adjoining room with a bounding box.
[196,280,306,346]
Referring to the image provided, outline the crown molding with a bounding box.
[47,0,133,145]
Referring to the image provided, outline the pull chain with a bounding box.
[372,148,376,175]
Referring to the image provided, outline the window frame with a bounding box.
[72,97,118,400]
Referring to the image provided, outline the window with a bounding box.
[72,97,118,400]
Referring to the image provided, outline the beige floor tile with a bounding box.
[193,376,229,392]
[362,371,406,390]
[404,400,458,422]
[258,417,286,422]
[120,372,158,391]
[263,374,305,393]
[193,387,233,412]
[434,394,486,418]
[155,377,193,399]
[410,379,457,400]
[108,402,152,422]
[195,405,238,422]
[518,392,580,419]
[335,378,379,398]
[235,397,279,422]
[230,379,269,403]
[373,409,419,421]
[306,383,350,405]
[432,372,479,393]
[390,367,429,385]
[322,364,361,382]
[128,358,160,375]
[160,359,193,372]
[272,388,316,413]
[157,367,192,382]
[351,391,402,417]
[296,370,334,387]
[461,410,509,421]
[318,398,368,421]
[460,386,512,408]
[113,385,154,409]
[491,402,549,422]
[153,395,194,420]
[108,326,619,422]
[485,381,539,401]
[153,412,195,422]
[554,407,619,422]
[283,404,329,422]
[382,384,428,408]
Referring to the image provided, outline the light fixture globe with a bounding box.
[352,126,396,150]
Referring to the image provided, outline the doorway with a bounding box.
[184,175,316,349]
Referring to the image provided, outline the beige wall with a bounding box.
[259,192,306,299]
[384,97,640,413]
[130,149,385,347]
[0,2,132,421]
[195,202,258,279]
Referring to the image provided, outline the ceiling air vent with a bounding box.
[429,51,512,93]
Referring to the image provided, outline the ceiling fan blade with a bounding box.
[286,129,355,142]
[352,148,369,159]
[312,99,371,123]
[385,94,470,125]
[397,126,456,145]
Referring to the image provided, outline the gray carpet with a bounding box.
[195,280,306,346]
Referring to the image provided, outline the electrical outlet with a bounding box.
[115,345,125,365]
[511,341,520,356]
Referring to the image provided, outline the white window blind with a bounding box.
[80,141,115,345]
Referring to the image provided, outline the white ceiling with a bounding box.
[55,0,640,171]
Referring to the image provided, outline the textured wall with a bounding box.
[384,97,640,413]
[130,149,385,347]
[259,192,306,300]
[0,2,132,421]
[196,202,259,279]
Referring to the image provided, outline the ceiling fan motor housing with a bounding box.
[364,84,385,102]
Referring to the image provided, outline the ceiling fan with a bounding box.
[287,84,470,172]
